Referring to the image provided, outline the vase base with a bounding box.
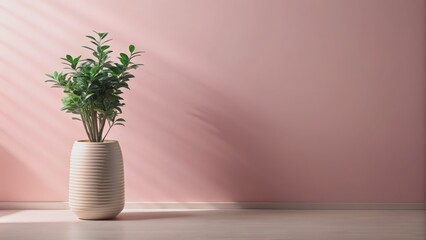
[73,209,123,220]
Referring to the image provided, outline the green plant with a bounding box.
[46,31,142,142]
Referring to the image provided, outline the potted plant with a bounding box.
[46,31,142,220]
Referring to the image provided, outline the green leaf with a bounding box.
[102,39,113,44]
[91,66,99,75]
[120,53,128,60]
[72,117,81,121]
[109,66,121,75]
[85,58,96,63]
[101,45,110,51]
[97,32,108,39]
[85,35,97,42]
[82,46,96,52]
[129,44,135,53]
[66,55,73,62]
[119,53,129,65]
[124,74,135,78]
[71,56,81,69]
[84,93,94,101]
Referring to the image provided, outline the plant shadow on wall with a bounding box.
[125,55,284,202]
[188,99,283,202]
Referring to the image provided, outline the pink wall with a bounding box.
[0,0,425,202]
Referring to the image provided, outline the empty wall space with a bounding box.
[0,0,424,203]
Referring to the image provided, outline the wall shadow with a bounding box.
[123,52,287,202]
[0,144,60,201]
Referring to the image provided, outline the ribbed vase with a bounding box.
[69,140,124,220]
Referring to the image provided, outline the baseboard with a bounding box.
[124,202,426,210]
[0,202,425,210]
[0,202,68,210]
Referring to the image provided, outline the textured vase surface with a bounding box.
[69,140,124,220]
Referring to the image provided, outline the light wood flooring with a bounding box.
[0,209,424,239]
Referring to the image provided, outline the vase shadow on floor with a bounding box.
[114,210,211,221]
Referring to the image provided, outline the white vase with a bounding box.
[69,140,124,220]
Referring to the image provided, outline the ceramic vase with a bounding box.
[69,140,124,220]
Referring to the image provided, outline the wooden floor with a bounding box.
[0,209,424,239]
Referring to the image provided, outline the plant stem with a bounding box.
[102,121,114,142]
[81,113,91,141]
[85,110,95,142]
[92,111,99,141]
[98,113,106,141]
[83,110,95,141]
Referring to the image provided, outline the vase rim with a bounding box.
[75,140,118,144]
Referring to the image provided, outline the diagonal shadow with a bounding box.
[0,210,16,217]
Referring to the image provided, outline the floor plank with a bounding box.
[0,209,424,240]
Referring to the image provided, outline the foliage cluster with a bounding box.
[46,31,142,142]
